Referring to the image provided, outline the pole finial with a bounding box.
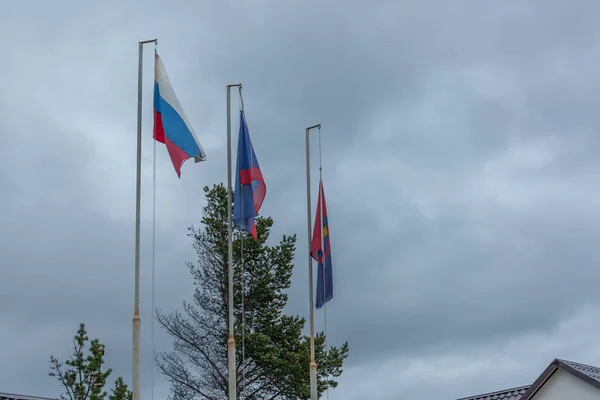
[239,85,244,111]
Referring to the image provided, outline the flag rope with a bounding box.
[151,124,157,400]
[241,231,246,392]
[318,126,330,400]
[239,86,247,394]
[150,40,158,400]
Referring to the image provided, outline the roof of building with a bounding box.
[0,392,54,400]
[455,385,530,400]
[456,358,600,400]
[521,358,600,399]
[559,359,600,384]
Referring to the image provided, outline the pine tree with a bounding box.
[49,323,132,400]
[156,184,349,400]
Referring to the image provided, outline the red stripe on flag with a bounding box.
[239,167,264,185]
[165,136,190,178]
[310,182,324,262]
[249,223,258,240]
[240,167,266,213]
[154,110,166,143]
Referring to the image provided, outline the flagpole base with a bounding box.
[310,361,318,400]
[132,312,141,400]
[228,336,237,400]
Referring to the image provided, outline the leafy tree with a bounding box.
[156,184,349,400]
[49,323,132,400]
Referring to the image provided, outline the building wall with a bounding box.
[0,392,54,400]
[531,369,600,400]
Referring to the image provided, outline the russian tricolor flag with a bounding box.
[153,53,206,177]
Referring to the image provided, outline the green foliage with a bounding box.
[49,323,131,400]
[156,183,349,400]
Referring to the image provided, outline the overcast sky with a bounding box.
[2,1,600,399]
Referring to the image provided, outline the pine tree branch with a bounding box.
[72,338,85,400]
[265,384,285,400]
[237,358,260,378]
[157,313,227,388]
[51,358,75,400]
[240,369,271,398]
[156,358,216,400]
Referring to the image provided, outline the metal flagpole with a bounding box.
[226,83,242,400]
[305,123,321,400]
[134,37,157,400]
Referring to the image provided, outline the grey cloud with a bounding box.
[3,1,600,400]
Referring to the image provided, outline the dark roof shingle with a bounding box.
[455,385,529,400]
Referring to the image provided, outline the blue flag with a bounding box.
[233,109,266,240]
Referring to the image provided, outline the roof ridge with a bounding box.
[557,358,600,369]
[455,385,530,400]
